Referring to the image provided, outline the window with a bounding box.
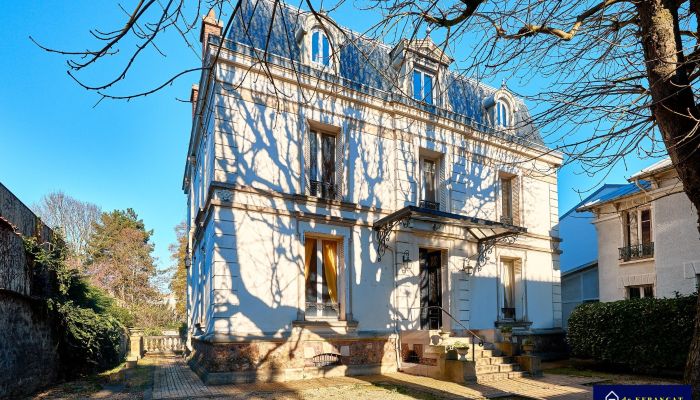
[502,259,515,319]
[420,157,439,210]
[500,176,519,225]
[308,130,337,199]
[413,69,434,105]
[311,30,330,66]
[304,238,339,318]
[619,208,653,261]
[496,100,510,127]
[627,284,653,299]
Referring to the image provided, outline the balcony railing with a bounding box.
[419,200,440,210]
[305,301,340,318]
[310,180,336,200]
[619,242,654,261]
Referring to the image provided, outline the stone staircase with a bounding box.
[431,337,528,383]
[468,346,528,383]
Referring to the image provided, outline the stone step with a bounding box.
[475,363,520,374]
[475,356,512,365]
[475,370,528,383]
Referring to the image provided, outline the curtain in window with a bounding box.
[322,240,338,303]
[304,239,317,302]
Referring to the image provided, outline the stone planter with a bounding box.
[455,347,469,361]
[439,330,451,341]
[522,343,534,355]
[501,332,512,342]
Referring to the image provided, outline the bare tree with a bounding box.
[33,0,700,393]
[34,191,101,269]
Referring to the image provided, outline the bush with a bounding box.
[24,236,126,377]
[567,295,697,372]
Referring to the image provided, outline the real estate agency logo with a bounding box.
[594,385,691,400]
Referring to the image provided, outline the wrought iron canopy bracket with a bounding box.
[374,217,410,262]
[469,232,521,273]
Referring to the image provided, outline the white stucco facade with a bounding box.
[182,3,563,382]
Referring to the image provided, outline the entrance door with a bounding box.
[419,248,442,329]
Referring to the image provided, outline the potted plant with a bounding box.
[521,337,535,355]
[450,341,470,360]
[500,325,513,342]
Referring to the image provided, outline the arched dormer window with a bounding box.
[484,88,516,130]
[311,29,331,67]
[496,100,510,127]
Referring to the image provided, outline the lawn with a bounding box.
[542,359,683,385]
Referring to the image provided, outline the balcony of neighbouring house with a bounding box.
[618,242,654,262]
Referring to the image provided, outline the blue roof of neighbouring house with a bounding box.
[559,184,627,220]
[224,0,545,148]
[561,259,597,278]
[577,180,652,211]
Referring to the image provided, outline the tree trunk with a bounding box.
[636,0,700,396]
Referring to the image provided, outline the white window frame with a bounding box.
[305,237,341,320]
[310,28,331,67]
[626,284,654,299]
[309,129,338,199]
[413,68,435,105]
[496,100,511,128]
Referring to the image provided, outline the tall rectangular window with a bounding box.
[502,259,515,319]
[501,177,513,224]
[308,130,338,199]
[311,30,330,66]
[304,238,339,318]
[413,69,434,105]
[641,209,652,244]
[420,158,438,209]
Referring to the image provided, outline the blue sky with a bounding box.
[0,2,662,273]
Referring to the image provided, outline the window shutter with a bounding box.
[335,132,344,201]
[512,176,521,225]
[439,158,447,211]
[304,130,312,195]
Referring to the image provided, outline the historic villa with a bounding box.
[183,0,563,384]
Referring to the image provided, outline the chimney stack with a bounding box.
[190,84,200,118]
[200,9,223,61]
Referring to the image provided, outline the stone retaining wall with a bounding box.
[0,184,60,398]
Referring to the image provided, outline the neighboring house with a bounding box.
[183,1,563,383]
[559,184,624,326]
[578,158,700,301]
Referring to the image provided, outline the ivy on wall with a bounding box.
[24,236,126,376]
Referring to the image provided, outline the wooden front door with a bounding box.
[420,248,442,329]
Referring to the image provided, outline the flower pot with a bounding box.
[455,347,470,360]
[439,330,451,341]
[522,344,534,355]
[502,332,512,342]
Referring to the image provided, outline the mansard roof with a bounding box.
[225,0,545,148]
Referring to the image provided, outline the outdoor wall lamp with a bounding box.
[462,258,474,276]
[402,250,411,263]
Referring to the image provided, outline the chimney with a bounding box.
[200,9,223,60]
[190,84,200,118]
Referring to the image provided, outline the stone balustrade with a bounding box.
[143,334,186,355]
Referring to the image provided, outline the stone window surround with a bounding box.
[299,230,348,322]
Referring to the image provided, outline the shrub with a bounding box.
[24,236,126,377]
[567,295,697,372]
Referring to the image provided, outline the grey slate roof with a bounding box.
[225,0,545,147]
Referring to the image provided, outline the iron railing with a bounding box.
[305,301,339,317]
[409,305,484,362]
[419,200,440,210]
[310,180,336,200]
[618,242,654,261]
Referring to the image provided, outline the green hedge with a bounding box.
[567,295,697,372]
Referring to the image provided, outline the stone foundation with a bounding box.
[189,332,398,384]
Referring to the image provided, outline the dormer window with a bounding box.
[311,29,330,67]
[496,100,510,127]
[413,68,434,105]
